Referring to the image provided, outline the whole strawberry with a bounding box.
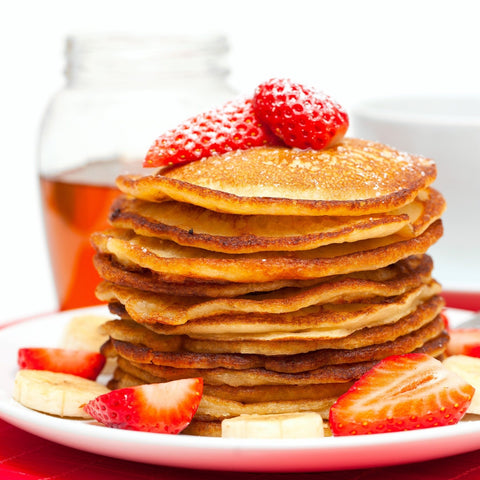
[253,78,349,150]
[144,98,279,168]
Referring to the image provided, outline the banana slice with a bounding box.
[443,355,480,414]
[13,369,109,418]
[61,314,115,374]
[61,314,110,351]
[221,412,324,439]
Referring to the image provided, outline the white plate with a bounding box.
[0,306,479,472]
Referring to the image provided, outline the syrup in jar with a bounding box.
[40,160,122,310]
[38,34,235,310]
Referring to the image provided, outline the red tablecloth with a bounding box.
[1,418,480,479]
[2,291,479,479]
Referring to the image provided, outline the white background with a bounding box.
[1,0,480,324]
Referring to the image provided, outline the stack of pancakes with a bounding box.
[91,138,447,436]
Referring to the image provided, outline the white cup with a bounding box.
[352,95,480,289]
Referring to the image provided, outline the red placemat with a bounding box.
[1,419,480,479]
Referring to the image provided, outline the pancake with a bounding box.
[109,363,338,421]
[93,253,324,297]
[106,364,337,423]
[195,394,335,421]
[91,220,443,283]
[106,331,446,388]
[100,296,444,356]
[95,254,433,326]
[93,253,432,298]
[182,420,222,437]
[182,296,445,354]
[103,308,447,435]
[117,356,378,386]
[102,315,446,373]
[107,188,445,253]
[138,282,441,340]
[110,361,354,401]
[116,139,437,216]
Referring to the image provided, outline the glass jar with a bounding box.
[39,34,236,311]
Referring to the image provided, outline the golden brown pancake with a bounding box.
[111,361,354,401]
[106,365,337,423]
[117,356,378,386]
[109,363,339,421]
[181,420,222,437]
[106,327,446,433]
[116,139,437,216]
[107,188,444,253]
[106,331,446,388]
[195,394,336,421]
[102,316,445,373]
[94,253,323,297]
[100,296,444,357]
[95,257,434,327]
[136,282,441,340]
[108,324,445,432]
[108,360,340,430]
[181,297,445,354]
[93,253,432,298]
[91,220,443,283]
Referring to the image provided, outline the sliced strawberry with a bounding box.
[447,328,480,358]
[144,98,279,167]
[464,344,480,357]
[440,311,449,330]
[253,78,349,150]
[17,347,106,380]
[84,378,203,434]
[329,353,474,436]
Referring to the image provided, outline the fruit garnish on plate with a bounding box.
[446,329,480,358]
[18,347,106,381]
[443,354,480,415]
[329,353,474,436]
[221,412,324,439]
[13,369,109,418]
[440,311,449,330]
[253,77,349,150]
[61,314,110,352]
[84,378,203,434]
[143,78,349,168]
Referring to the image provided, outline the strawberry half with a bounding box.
[253,78,349,150]
[144,98,279,168]
[329,353,474,436]
[441,311,449,330]
[447,328,480,358]
[17,347,106,381]
[84,378,203,434]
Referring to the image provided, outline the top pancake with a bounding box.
[116,139,437,216]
